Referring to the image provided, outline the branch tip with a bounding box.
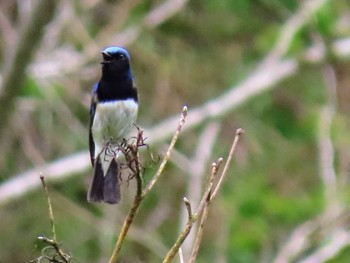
[183,197,193,220]
[236,128,244,135]
[182,105,188,115]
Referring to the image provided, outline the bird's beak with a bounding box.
[101,51,112,64]
[101,50,111,57]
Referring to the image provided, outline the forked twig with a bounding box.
[190,129,244,262]
[163,128,244,263]
[162,159,222,263]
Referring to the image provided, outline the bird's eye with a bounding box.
[118,54,125,60]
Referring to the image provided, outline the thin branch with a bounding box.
[211,128,244,199]
[163,203,196,263]
[188,198,210,263]
[143,106,188,196]
[108,187,143,263]
[40,175,57,242]
[196,159,223,216]
[183,197,193,220]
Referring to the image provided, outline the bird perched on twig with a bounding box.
[88,47,138,204]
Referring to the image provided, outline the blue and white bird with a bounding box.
[88,47,138,204]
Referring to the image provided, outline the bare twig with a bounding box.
[183,197,193,220]
[108,185,143,263]
[143,106,188,196]
[188,198,210,263]
[163,203,196,263]
[40,175,56,241]
[196,159,223,216]
[211,128,244,199]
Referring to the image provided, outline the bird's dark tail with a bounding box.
[88,158,121,204]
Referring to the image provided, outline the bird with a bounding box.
[88,46,138,204]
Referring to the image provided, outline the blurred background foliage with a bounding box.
[0,0,350,262]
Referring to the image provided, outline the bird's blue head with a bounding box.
[101,46,133,79]
[102,46,131,61]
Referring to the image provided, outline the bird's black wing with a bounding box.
[89,84,98,167]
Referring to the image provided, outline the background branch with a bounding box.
[0,0,58,136]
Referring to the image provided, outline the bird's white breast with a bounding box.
[92,99,138,158]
